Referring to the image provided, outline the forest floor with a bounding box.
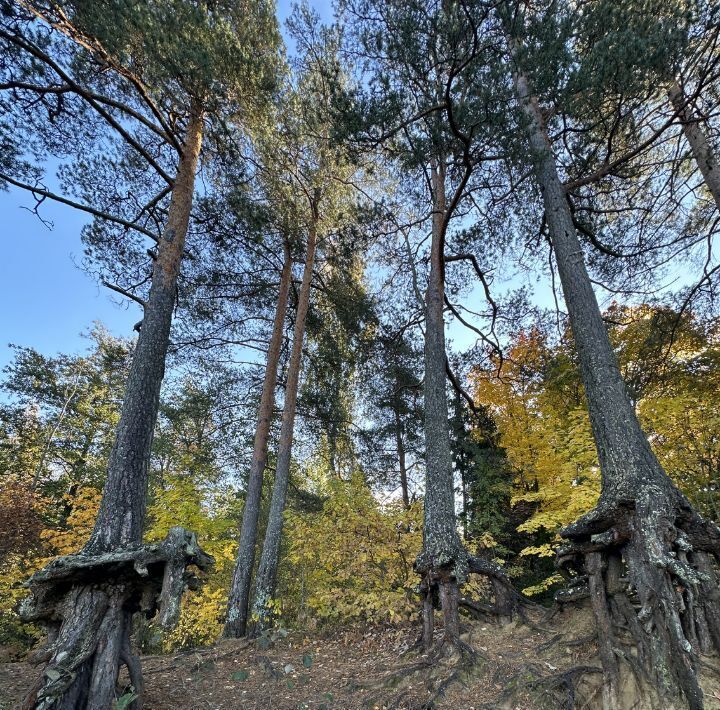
[2,607,720,709]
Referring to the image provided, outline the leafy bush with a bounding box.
[283,472,422,625]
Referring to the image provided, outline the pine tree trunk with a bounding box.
[669,81,720,210]
[223,239,292,639]
[513,68,673,518]
[86,103,204,554]
[24,102,204,710]
[249,217,317,635]
[394,405,410,508]
[510,39,720,708]
[416,159,467,650]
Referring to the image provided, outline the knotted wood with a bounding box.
[20,527,213,709]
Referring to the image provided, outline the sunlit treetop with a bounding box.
[18,0,283,115]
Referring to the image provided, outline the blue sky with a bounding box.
[0,188,141,368]
[0,1,334,372]
[2,0,692,373]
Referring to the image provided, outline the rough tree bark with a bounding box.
[394,404,411,509]
[249,211,318,636]
[21,528,212,710]
[86,102,203,554]
[510,37,720,709]
[415,159,468,651]
[23,101,204,710]
[669,81,720,211]
[223,238,292,639]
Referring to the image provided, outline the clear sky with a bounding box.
[2,0,691,372]
[0,0,334,371]
[0,187,142,368]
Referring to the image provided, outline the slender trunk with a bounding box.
[223,239,292,639]
[393,406,410,508]
[328,425,338,476]
[461,468,469,541]
[86,101,204,554]
[416,159,466,648]
[58,432,92,525]
[23,104,203,710]
[453,392,471,541]
[669,81,720,210]
[249,216,317,635]
[32,373,82,490]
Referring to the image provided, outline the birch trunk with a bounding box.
[223,239,293,638]
[394,406,410,508]
[249,216,317,635]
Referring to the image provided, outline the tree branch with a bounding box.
[101,280,148,309]
[0,171,159,242]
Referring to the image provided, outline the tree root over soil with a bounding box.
[416,554,533,649]
[556,492,720,709]
[19,527,213,710]
[481,662,604,710]
[376,554,539,709]
[378,548,534,709]
[362,635,485,710]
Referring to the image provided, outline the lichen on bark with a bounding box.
[20,527,213,709]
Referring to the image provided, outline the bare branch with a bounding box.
[101,280,148,309]
[0,171,159,242]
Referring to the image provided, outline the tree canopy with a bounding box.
[2,1,720,708]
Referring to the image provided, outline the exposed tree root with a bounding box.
[416,554,531,651]
[363,635,484,710]
[466,555,534,620]
[407,549,536,706]
[482,663,604,710]
[19,527,212,709]
[367,562,496,709]
[420,643,483,708]
[557,492,720,709]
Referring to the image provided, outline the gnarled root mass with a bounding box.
[416,554,530,656]
[557,490,720,709]
[19,527,213,710]
[466,555,532,625]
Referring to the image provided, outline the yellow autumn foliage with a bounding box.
[472,330,601,595]
[472,309,720,595]
[0,484,101,643]
[283,472,422,625]
[145,474,238,648]
[41,487,102,557]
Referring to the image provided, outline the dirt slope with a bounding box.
[2,610,720,709]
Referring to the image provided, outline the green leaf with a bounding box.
[231,670,250,681]
[115,690,138,710]
[302,653,313,669]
